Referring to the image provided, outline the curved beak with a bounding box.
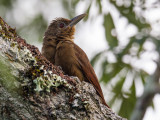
[67,13,87,27]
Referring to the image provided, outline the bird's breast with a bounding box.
[55,41,84,80]
[55,41,76,65]
[42,45,56,64]
[55,41,75,60]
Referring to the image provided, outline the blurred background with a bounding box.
[0,0,160,120]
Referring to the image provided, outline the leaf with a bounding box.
[100,61,110,83]
[150,101,155,109]
[96,0,102,13]
[118,79,136,118]
[130,79,136,97]
[0,0,12,8]
[119,97,134,118]
[140,71,146,85]
[109,76,126,106]
[118,36,135,59]
[102,62,124,83]
[112,76,126,94]
[90,51,104,66]
[103,13,118,48]
[135,36,147,57]
[84,3,92,21]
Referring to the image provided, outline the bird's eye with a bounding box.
[59,23,65,28]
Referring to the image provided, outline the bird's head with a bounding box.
[44,14,86,42]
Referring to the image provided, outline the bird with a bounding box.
[42,14,109,107]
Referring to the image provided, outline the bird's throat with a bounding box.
[56,35,74,43]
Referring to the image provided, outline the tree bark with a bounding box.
[0,16,126,120]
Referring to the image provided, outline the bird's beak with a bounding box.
[67,14,86,27]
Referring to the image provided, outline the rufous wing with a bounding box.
[73,43,109,107]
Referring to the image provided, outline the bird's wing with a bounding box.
[73,43,106,104]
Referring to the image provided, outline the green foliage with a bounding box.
[96,0,102,14]
[62,0,79,18]
[104,13,118,48]
[84,3,91,21]
[90,51,104,66]
[109,76,126,106]
[0,0,13,18]
[0,56,19,92]
[87,0,159,119]
[119,80,136,118]
[1,0,160,119]
[0,0,13,8]
[18,14,47,43]
[109,0,150,31]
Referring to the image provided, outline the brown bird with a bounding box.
[42,14,109,107]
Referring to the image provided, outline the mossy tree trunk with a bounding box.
[0,17,126,120]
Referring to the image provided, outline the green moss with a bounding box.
[0,55,20,92]
[0,17,73,96]
[0,17,17,40]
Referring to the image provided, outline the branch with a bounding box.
[0,17,126,120]
[130,60,160,120]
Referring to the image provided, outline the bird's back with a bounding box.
[74,43,108,106]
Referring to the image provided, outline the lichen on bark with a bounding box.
[0,16,127,120]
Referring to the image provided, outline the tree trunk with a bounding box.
[0,16,126,120]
